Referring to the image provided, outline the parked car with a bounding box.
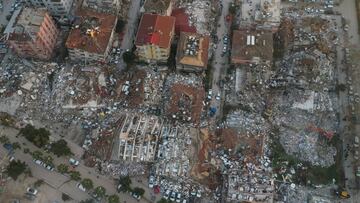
[148,175,155,188]
[69,158,79,166]
[131,192,141,200]
[215,92,221,100]
[26,187,38,195]
[76,183,86,192]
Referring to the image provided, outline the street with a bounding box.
[0,125,155,203]
[210,0,232,122]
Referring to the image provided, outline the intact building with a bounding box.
[142,0,173,16]
[27,0,73,18]
[135,13,175,62]
[231,29,273,65]
[6,7,58,60]
[176,32,209,72]
[65,9,117,62]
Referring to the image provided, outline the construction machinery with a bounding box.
[335,190,350,199]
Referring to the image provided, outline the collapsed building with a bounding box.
[240,0,281,32]
[82,0,121,15]
[142,0,174,16]
[111,114,163,162]
[5,7,59,60]
[65,9,117,63]
[176,32,209,72]
[27,0,74,18]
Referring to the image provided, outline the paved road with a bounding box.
[0,0,16,27]
[210,0,232,122]
[117,0,142,70]
[0,125,154,203]
[336,0,360,45]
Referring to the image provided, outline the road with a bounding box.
[0,0,16,28]
[117,0,142,70]
[0,125,155,203]
[210,0,232,123]
[336,0,360,45]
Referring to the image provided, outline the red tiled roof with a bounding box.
[65,9,117,54]
[171,8,196,35]
[135,13,175,48]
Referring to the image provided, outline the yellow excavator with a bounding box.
[335,190,350,199]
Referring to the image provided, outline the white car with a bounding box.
[76,183,86,192]
[215,93,221,100]
[26,187,38,195]
[164,189,171,199]
[69,158,79,166]
[148,176,155,188]
[33,159,43,165]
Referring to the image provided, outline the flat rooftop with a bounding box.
[7,7,47,41]
[176,32,209,68]
[231,28,273,64]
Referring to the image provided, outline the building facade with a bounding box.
[135,14,175,62]
[6,7,58,60]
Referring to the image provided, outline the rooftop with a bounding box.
[176,32,209,68]
[171,8,197,35]
[7,7,47,42]
[65,9,117,54]
[135,13,175,48]
[231,28,273,64]
[143,0,172,14]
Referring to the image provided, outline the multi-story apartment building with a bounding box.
[5,7,58,60]
[135,13,175,62]
[27,0,73,18]
[65,9,117,62]
[176,32,209,72]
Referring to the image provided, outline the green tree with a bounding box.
[50,139,73,157]
[132,187,145,197]
[157,198,171,203]
[12,142,21,150]
[117,175,132,192]
[6,160,27,180]
[44,155,54,165]
[0,135,9,143]
[80,199,95,203]
[123,51,135,64]
[34,179,44,188]
[57,164,69,174]
[32,150,43,160]
[62,193,71,201]
[108,194,120,203]
[94,186,106,198]
[70,171,81,181]
[19,124,50,148]
[81,178,94,190]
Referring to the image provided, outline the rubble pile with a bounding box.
[176,0,217,35]
[226,110,271,136]
[99,161,147,177]
[163,73,205,126]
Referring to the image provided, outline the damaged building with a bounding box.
[176,32,209,73]
[142,0,174,16]
[231,28,273,65]
[65,9,117,62]
[5,7,59,60]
